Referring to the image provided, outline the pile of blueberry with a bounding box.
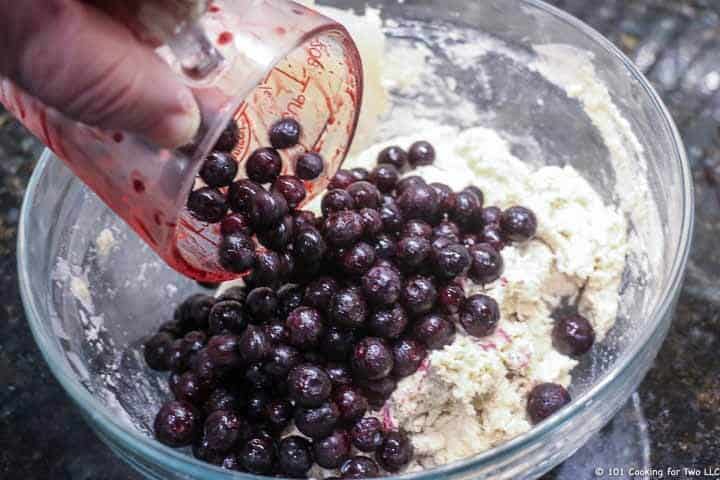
[145,120,592,476]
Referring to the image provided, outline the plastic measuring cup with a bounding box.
[0,0,363,282]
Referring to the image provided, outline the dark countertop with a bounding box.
[2,1,720,478]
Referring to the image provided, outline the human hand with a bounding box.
[0,0,200,148]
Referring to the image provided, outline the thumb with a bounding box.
[1,0,200,148]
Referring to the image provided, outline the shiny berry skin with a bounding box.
[144,332,173,371]
[330,287,368,329]
[369,164,399,193]
[304,276,339,313]
[352,337,394,380]
[286,307,325,350]
[460,294,500,337]
[350,167,370,182]
[295,401,341,439]
[193,436,225,465]
[433,220,461,240]
[392,338,427,377]
[238,325,271,363]
[359,208,383,238]
[243,361,272,391]
[246,251,283,287]
[265,399,293,431]
[468,243,504,284]
[218,286,247,303]
[158,319,183,338]
[292,227,327,265]
[189,349,218,391]
[214,121,240,152]
[293,209,318,231]
[263,321,288,344]
[206,334,242,368]
[288,364,332,407]
[329,169,356,190]
[377,431,413,472]
[397,183,438,222]
[220,213,253,237]
[164,339,190,372]
[239,435,276,474]
[347,181,382,209]
[437,283,465,316]
[413,313,456,349]
[246,147,282,183]
[203,410,242,452]
[403,220,432,239]
[451,190,482,229]
[277,284,305,319]
[326,362,353,386]
[395,175,426,195]
[269,118,301,149]
[462,233,481,249]
[396,236,431,271]
[334,385,369,422]
[379,201,404,233]
[245,390,270,420]
[203,387,243,416]
[368,305,408,340]
[314,429,351,469]
[322,189,355,214]
[219,234,256,274]
[227,179,263,216]
[221,452,242,470]
[322,326,359,361]
[372,234,397,259]
[245,287,278,323]
[401,276,437,316]
[377,145,408,170]
[431,243,471,279]
[357,376,397,405]
[341,242,377,276]
[552,314,596,356]
[296,152,324,180]
[208,300,245,335]
[172,371,208,404]
[264,343,301,378]
[324,210,364,247]
[187,187,228,223]
[500,206,537,241]
[408,140,435,167]
[278,436,313,477]
[341,456,381,479]
[430,182,457,214]
[362,265,402,306]
[257,214,294,251]
[182,330,207,355]
[154,400,200,447]
[481,225,505,251]
[273,175,306,209]
[527,383,571,424]
[481,206,502,226]
[200,152,238,188]
[249,189,288,230]
[462,186,484,206]
[350,417,385,452]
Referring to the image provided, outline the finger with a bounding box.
[0,0,200,148]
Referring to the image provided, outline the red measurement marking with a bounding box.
[273,67,310,91]
[132,179,145,193]
[113,132,124,143]
[274,26,287,35]
[217,31,233,45]
[209,4,220,12]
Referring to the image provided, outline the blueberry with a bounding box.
[263,321,288,344]
[287,364,332,407]
[303,276,339,313]
[350,417,385,452]
[314,429,351,469]
[481,206,502,226]
[239,435,276,474]
[368,305,409,340]
[322,189,355,215]
[359,208,383,238]
[273,175,307,209]
[245,390,270,420]
[238,325,271,363]
[527,383,571,424]
[369,164,399,193]
[341,456,381,478]
[172,371,209,404]
[402,220,431,239]
[221,452,243,470]
[433,220,461,240]
[413,313,455,350]
[208,300,246,335]
[552,314,595,356]
[329,169,356,190]
[219,234,256,274]
[187,187,228,223]
[408,140,435,167]
[395,175,426,195]
[326,362,353,386]
[206,334,242,368]
[468,243,503,284]
[432,243,471,279]
[218,286,247,303]
[265,399,293,432]
[341,242,377,276]
[377,146,408,170]
[295,401,341,439]
[246,147,282,183]
[257,214,294,251]
[372,234,398,259]
[379,201,404,233]
[286,307,325,350]
[193,436,225,465]
[245,287,278,323]
[293,209,318,231]
[154,400,200,447]
[264,343,302,378]
[347,181,382,209]
[352,337,394,380]
[278,436,313,477]
[460,294,500,338]
[334,385,369,423]
[392,338,427,377]
[277,284,305,319]
[357,376,397,406]
[351,167,370,182]
[203,410,242,452]
[462,232,481,249]
[203,387,243,416]
[429,183,457,215]
[293,227,327,264]
[501,206,537,241]
[451,190,482,229]
[462,186,484,206]
[269,118,301,149]
[249,189,289,231]
[330,287,368,329]
[220,213,253,237]
[246,251,283,287]
[200,151,238,188]
[144,332,173,371]
[377,431,413,472]
[437,283,465,316]
[164,338,191,372]
[324,210,364,247]
[227,179,263,216]
[401,276,437,316]
[396,236,431,271]
[214,121,240,152]
[362,265,402,306]
[296,152,324,180]
[188,348,218,391]
[396,183,438,222]
[321,326,360,361]
[481,224,505,251]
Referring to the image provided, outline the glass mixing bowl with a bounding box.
[18,0,692,479]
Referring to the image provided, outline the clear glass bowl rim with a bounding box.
[17,1,694,478]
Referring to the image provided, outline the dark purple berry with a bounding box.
[372,234,397,259]
[203,387,243,416]
[396,236,431,271]
[413,313,455,349]
[330,287,368,329]
[451,190,482,229]
[324,210,364,247]
[397,183,438,222]
[203,410,241,452]
[468,243,504,284]
[392,338,427,377]
[278,436,313,477]
[433,220,460,240]
[189,348,218,390]
[200,151,238,188]
[219,234,256,274]
[263,321,288,344]
[295,402,340,439]
[220,213,253,237]
[377,146,408,169]
[368,305,408,340]
[154,400,200,447]
[187,187,228,223]
[395,175,426,195]
[314,429,351,468]
[462,186,484,206]
[269,118,301,149]
[350,167,370,182]
[144,332,173,371]
[359,208,383,238]
[341,456,381,479]
[245,287,277,323]
[257,214,294,251]
[341,242,376,276]
[227,179,263,216]
[501,206,537,241]
[218,286,247,303]
[362,265,402,306]
[286,307,325,350]
[208,300,246,335]
[527,383,571,424]
[347,181,382,209]
[334,386,369,423]
[249,189,288,230]
[288,364,332,407]
[357,377,397,407]
[245,390,270,420]
[273,175,306,209]
[265,399,293,431]
[379,201,404,233]
[430,183,457,214]
[350,417,385,452]
[408,140,435,167]
[221,452,242,470]
[206,334,242,368]
[243,361,272,391]
[460,294,500,337]
[193,436,225,465]
[369,164,399,193]
[377,431,413,472]
[352,337,394,380]
[437,283,465,316]
[322,326,360,361]
[246,147,282,183]
[277,284,304,318]
[158,320,183,338]
[304,276,339,313]
[264,344,301,378]
[293,209,318,231]
[182,330,207,355]
[214,121,239,152]
[172,371,208,404]
[402,220,431,239]
[322,189,355,215]
[238,325,271,363]
[552,314,595,356]
[431,243,471,279]
[246,251,283,287]
[296,152,324,180]
[329,169,356,190]
[239,435,276,474]
[401,276,437,316]
[482,206,502,226]
[481,224,505,251]
[462,233,481,249]
[293,227,327,264]
[326,361,353,385]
